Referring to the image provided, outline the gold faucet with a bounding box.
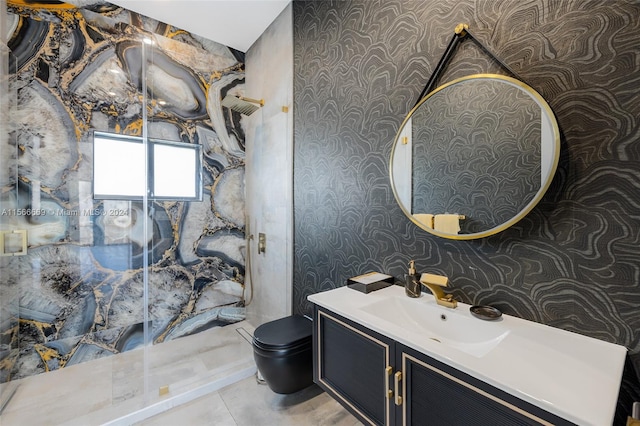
[420,273,457,308]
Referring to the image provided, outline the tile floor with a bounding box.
[0,320,360,426]
[137,376,362,426]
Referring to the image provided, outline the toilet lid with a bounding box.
[253,315,312,349]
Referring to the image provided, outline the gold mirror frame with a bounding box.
[390,74,560,240]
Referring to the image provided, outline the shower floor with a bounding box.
[0,321,257,425]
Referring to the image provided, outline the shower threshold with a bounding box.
[0,321,256,425]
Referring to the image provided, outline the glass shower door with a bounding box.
[0,32,149,424]
[0,44,20,415]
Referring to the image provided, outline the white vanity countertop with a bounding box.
[308,285,627,426]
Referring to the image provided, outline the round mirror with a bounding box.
[390,74,560,240]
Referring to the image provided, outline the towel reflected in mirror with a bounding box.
[413,214,434,229]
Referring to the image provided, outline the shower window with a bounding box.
[93,131,202,201]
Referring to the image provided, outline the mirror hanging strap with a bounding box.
[414,24,469,107]
[414,23,526,107]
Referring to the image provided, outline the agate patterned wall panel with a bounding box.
[2,1,248,380]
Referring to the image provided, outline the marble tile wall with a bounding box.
[292,0,640,421]
[245,4,293,327]
[1,0,249,381]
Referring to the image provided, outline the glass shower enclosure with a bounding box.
[0,1,252,422]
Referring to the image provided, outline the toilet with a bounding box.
[252,315,314,394]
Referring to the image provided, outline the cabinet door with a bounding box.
[397,344,575,426]
[314,306,395,426]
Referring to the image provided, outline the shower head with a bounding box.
[221,94,264,116]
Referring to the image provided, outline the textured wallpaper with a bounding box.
[2,1,248,380]
[292,0,640,410]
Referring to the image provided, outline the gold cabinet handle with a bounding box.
[394,371,403,406]
[385,366,393,400]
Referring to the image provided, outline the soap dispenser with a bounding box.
[405,260,421,298]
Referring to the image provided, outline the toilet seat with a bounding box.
[253,315,312,350]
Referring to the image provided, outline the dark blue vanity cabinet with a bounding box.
[312,305,575,426]
[314,306,395,425]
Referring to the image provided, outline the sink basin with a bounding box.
[359,295,509,357]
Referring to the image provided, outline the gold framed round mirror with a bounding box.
[390,74,560,240]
